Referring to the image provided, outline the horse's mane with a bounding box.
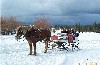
[22,26,30,34]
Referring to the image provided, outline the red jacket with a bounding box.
[68,33,74,43]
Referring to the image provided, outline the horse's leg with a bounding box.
[33,43,36,56]
[29,44,32,55]
[44,41,48,53]
[28,41,32,55]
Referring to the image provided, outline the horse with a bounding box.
[15,26,51,55]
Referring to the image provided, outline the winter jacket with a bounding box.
[68,33,74,43]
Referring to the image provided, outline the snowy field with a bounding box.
[0,32,100,65]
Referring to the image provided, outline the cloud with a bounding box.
[1,0,100,25]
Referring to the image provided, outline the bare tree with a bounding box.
[33,18,52,29]
[6,16,23,30]
[1,16,24,35]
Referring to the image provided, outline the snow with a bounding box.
[0,32,100,65]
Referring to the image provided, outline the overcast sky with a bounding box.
[1,0,100,25]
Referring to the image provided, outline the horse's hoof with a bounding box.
[33,53,36,56]
[28,53,32,55]
[34,54,36,56]
[28,54,32,55]
[44,52,47,53]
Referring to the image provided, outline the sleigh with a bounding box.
[50,33,80,51]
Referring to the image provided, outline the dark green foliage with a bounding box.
[54,22,100,33]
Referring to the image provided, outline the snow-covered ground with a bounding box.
[0,32,100,65]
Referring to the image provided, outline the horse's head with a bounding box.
[15,26,24,41]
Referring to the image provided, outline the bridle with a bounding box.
[15,28,24,41]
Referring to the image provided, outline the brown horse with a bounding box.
[15,26,51,55]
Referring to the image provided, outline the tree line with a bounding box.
[0,16,100,35]
[54,22,100,33]
[0,17,52,35]
[0,16,23,35]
